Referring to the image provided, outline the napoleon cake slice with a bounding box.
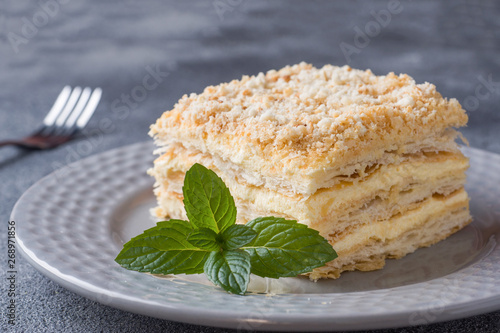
[149,62,471,279]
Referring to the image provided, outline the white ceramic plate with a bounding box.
[12,142,500,331]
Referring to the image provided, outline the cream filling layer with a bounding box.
[151,151,468,235]
[308,189,471,279]
[332,189,469,254]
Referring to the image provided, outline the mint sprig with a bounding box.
[115,163,337,295]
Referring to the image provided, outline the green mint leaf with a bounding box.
[220,224,257,250]
[243,217,337,278]
[204,250,251,295]
[187,228,220,251]
[115,220,211,275]
[183,163,236,233]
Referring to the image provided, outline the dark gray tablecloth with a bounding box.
[1,1,499,332]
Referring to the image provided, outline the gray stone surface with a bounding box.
[1,0,499,332]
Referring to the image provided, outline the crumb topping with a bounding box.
[150,63,467,177]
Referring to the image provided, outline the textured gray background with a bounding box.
[1,0,500,332]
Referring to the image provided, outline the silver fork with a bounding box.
[0,86,102,149]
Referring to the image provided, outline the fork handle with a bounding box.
[0,140,23,147]
[0,135,72,149]
[0,140,38,149]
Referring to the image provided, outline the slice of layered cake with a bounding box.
[148,63,471,279]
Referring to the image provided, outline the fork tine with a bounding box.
[54,87,82,128]
[76,88,102,129]
[43,86,72,126]
[64,87,92,129]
